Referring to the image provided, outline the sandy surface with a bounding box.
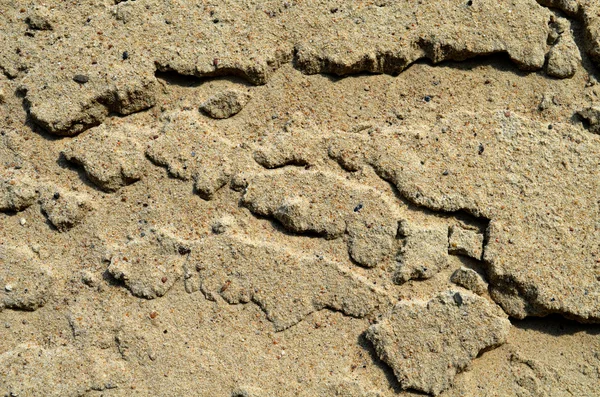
[1,1,600,396]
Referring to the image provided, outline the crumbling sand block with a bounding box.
[240,169,401,268]
[200,89,251,119]
[39,187,94,232]
[185,235,391,331]
[366,291,510,395]
[62,124,146,192]
[108,229,186,299]
[395,225,449,283]
[448,225,484,260]
[0,245,51,312]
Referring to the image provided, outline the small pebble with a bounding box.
[442,170,449,176]
[19,218,26,226]
[424,95,431,102]
[478,143,485,155]
[122,51,129,60]
[453,292,464,306]
[73,74,89,84]
[5,284,13,292]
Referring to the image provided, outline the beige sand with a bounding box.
[1,0,600,396]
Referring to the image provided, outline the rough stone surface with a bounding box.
[200,89,251,119]
[448,225,484,260]
[62,123,147,191]
[240,169,401,268]
[450,267,489,296]
[0,245,51,311]
[185,235,391,331]
[366,291,510,395]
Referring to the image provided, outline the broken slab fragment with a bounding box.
[546,31,581,78]
[577,106,600,134]
[295,0,550,76]
[450,267,489,296]
[448,225,484,260]
[240,169,401,268]
[0,171,37,212]
[328,111,600,322]
[108,229,186,299]
[146,111,250,199]
[253,129,328,169]
[200,89,251,119]
[62,123,146,192]
[39,187,94,232]
[25,64,157,136]
[539,0,600,67]
[395,224,449,283]
[12,0,556,136]
[185,235,391,331]
[366,291,510,396]
[0,245,51,312]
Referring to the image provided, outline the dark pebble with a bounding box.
[442,170,449,176]
[478,143,484,155]
[178,246,191,255]
[467,0,473,5]
[424,95,431,102]
[548,124,553,130]
[122,51,129,60]
[73,74,89,84]
[53,192,60,200]
[453,292,463,306]
[353,203,363,212]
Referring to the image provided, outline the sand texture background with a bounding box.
[1,0,600,396]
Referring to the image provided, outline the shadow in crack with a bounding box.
[155,70,254,88]
[512,314,600,336]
